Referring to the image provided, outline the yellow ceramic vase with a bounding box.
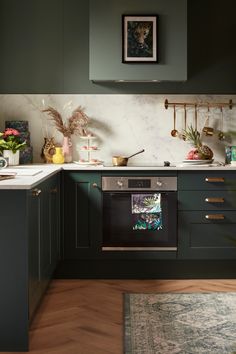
[52,147,65,164]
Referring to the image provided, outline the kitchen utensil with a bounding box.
[218,106,225,141]
[202,106,214,136]
[171,105,178,137]
[184,104,187,130]
[194,104,198,130]
[112,149,145,166]
[182,104,187,140]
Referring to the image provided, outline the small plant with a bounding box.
[0,128,26,153]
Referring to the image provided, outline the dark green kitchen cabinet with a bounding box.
[0,0,63,93]
[29,173,60,320]
[63,171,102,259]
[178,211,236,259]
[0,172,60,352]
[178,171,236,260]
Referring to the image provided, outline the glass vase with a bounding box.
[62,136,73,163]
[3,150,20,166]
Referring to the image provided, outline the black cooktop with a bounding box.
[105,161,176,167]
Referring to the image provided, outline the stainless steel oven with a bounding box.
[102,176,177,251]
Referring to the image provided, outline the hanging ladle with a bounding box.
[194,104,198,130]
[171,104,178,137]
[218,106,225,141]
[182,104,187,140]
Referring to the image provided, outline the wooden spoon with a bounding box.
[171,105,178,137]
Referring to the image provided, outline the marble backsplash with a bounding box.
[0,94,236,165]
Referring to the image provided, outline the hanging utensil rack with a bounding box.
[165,98,233,137]
[164,99,233,110]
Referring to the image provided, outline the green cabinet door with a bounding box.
[178,211,236,259]
[29,173,60,320]
[28,187,41,320]
[40,175,60,290]
[48,174,61,274]
[0,0,63,93]
[63,171,102,259]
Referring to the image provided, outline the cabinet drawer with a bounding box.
[178,211,236,259]
[178,171,236,190]
[178,191,236,210]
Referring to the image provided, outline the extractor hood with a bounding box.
[89,0,187,82]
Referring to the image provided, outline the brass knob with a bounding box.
[50,188,58,193]
[205,198,224,203]
[205,214,225,220]
[205,177,225,183]
[32,188,41,197]
[92,183,98,188]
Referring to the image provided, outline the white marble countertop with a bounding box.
[0,165,61,190]
[0,162,236,189]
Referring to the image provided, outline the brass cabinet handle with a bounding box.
[205,214,225,220]
[32,188,41,197]
[205,177,225,183]
[92,183,98,188]
[50,188,58,194]
[205,197,224,203]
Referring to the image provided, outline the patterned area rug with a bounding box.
[124,293,236,354]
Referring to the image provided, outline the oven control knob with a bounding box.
[156,180,163,187]
[117,180,123,187]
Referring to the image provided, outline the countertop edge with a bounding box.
[0,163,236,189]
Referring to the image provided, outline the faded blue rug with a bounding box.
[124,293,236,354]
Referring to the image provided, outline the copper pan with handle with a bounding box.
[112,149,145,166]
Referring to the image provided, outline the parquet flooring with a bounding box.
[5,279,236,354]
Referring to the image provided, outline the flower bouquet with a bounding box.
[0,128,26,165]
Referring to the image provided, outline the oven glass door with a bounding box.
[103,192,177,248]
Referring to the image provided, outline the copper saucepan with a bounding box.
[112,149,145,166]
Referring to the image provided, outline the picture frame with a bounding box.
[122,15,158,63]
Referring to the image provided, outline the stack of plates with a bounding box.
[181,159,214,165]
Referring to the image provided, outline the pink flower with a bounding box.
[3,128,20,137]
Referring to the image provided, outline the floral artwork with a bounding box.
[131,193,162,231]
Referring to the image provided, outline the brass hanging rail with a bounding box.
[164,99,233,110]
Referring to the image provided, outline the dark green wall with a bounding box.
[0,0,236,93]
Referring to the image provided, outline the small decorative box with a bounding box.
[5,120,29,132]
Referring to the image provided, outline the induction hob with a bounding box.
[104,161,176,167]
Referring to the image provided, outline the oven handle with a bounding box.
[102,247,177,251]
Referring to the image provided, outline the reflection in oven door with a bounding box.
[102,191,177,251]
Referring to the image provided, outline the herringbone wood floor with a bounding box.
[5,279,236,354]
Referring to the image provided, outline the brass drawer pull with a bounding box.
[205,197,224,203]
[50,188,58,193]
[205,177,225,183]
[205,214,225,220]
[32,188,41,197]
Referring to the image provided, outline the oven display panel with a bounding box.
[128,179,151,189]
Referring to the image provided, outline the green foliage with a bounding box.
[0,131,26,153]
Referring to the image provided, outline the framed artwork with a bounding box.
[122,15,158,63]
